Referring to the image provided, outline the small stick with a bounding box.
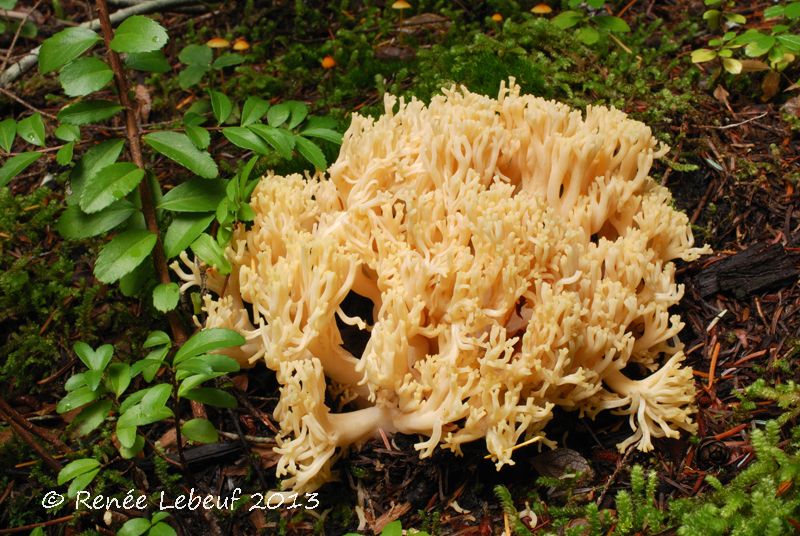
[0,515,75,535]
[707,342,721,389]
[0,396,69,452]
[0,405,61,472]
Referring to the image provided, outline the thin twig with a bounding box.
[0,405,62,473]
[0,396,70,452]
[0,87,58,119]
[698,111,769,130]
[0,515,75,535]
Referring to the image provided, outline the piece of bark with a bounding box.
[693,243,800,298]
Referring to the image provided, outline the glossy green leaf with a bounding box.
[67,468,100,498]
[163,212,215,257]
[56,141,75,165]
[80,162,145,213]
[158,179,226,212]
[144,330,171,348]
[185,125,210,150]
[594,15,630,33]
[0,151,42,187]
[107,363,132,398]
[73,399,112,435]
[110,15,168,53]
[56,386,99,413]
[126,50,171,72]
[209,90,233,124]
[152,282,180,312]
[58,100,123,125]
[57,458,100,485]
[173,327,245,364]
[551,10,583,30]
[777,34,800,52]
[181,418,219,443]
[117,517,151,536]
[68,139,124,202]
[119,434,145,459]
[285,101,308,129]
[141,383,172,416]
[691,48,717,63]
[722,57,743,74]
[55,124,80,142]
[94,230,157,283]
[179,44,212,66]
[149,522,177,536]
[248,124,294,158]
[266,102,290,127]
[240,96,269,126]
[57,200,135,239]
[58,57,113,96]
[212,53,244,69]
[17,113,45,146]
[787,2,800,19]
[295,136,326,170]
[178,64,209,89]
[181,387,237,408]
[143,131,218,178]
[300,127,342,145]
[190,233,231,274]
[0,118,16,151]
[577,26,600,45]
[222,126,271,154]
[39,27,100,73]
[74,341,113,371]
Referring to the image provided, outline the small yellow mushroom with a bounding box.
[232,38,250,51]
[206,37,230,49]
[491,13,503,22]
[531,3,553,14]
[321,55,336,69]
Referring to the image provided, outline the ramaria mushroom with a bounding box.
[173,79,710,492]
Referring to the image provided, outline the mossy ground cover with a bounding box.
[1,1,800,534]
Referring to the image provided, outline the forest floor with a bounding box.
[1,1,800,535]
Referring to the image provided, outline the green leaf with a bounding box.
[149,522,177,536]
[248,124,294,159]
[173,327,245,364]
[144,330,171,348]
[164,213,215,257]
[143,131,218,178]
[80,162,145,213]
[722,57,743,74]
[57,200,135,239]
[126,50,171,72]
[17,113,45,146]
[94,229,157,283]
[74,341,113,371]
[576,26,600,45]
[381,521,402,536]
[117,517,151,536]
[38,27,100,73]
[179,44,212,66]
[115,421,138,449]
[181,387,237,408]
[58,100,123,125]
[240,96,269,126]
[0,118,16,152]
[57,386,100,413]
[110,16,168,53]
[107,363,132,397]
[222,126,272,154]
[723,12,747,25]
[285,101,308,129]
[764,5,785,19]
[68,139,124,202]
[266,102,291,127]
[181,418,219,443]
[691,48,718,63]
[185,125,210,150]
[744,33,775,57]
[190,233,231,274]
[58,57,113,96]
[551,10,583,30]
[212,53,244,69]
[55,124,80,142]
[178,65,209,89]
[73,399,112,436]
[65,373,88,391]
[300,127,342,145]
[119,434,145,459]
[777,34,800,52]
[141,383,172,415]
[159,179,226,212]
[594,15,630,33]
[787,2,800,19]
[152,282,180,312]
[56,141,75,165]
[0,0,16,8]
[67,468,100,498]
[209,90,233,124]
[57,458,100,485]
[84,369,103,392]
[295,136,326,170]
[0,151,42,187]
